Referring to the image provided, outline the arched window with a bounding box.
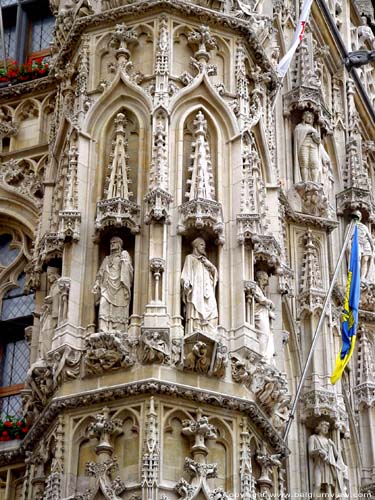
[0,232,34,419]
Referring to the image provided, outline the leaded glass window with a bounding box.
[29,15,55,54]
[0,6,17,61]
[1,274,34,321]
[0,229,33,419]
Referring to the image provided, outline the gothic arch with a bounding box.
[94,31,114,87]
[210,34,231,90]
[70,414,97,478]
[162,409,192,483]
[171,96,237,207]
[170,72,238,139]
[12,98,41,150]
[0,170,39,233]
[172,25,195,77]
[131,23,155,77]
[85,72,152,135]
[0,221,33,309]
[40,93,56,143]
[113,408,141,483]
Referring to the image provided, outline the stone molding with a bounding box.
[50,0,278,93]
[15,378,288,465]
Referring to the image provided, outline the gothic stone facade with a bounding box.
[0,0,375,498]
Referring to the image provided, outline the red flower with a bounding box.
[21,427,28,433]
[4,421,12,427]
[16,421,23,427]
[2,431,8,437]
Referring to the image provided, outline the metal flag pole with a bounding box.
[0,7,7,73]
[283,217,357,442]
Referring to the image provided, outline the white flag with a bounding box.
[277,0,314,78]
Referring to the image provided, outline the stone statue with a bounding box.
[39,267,61,358]
[181,237,218,335]
[294,111,325,183]
[351,212,375,282]
[308,420,346,498]
[254,271,275,363]
[92,236,133,333]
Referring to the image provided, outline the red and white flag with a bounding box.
[277,0,314,78]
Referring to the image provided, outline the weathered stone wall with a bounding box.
[0,0,374,498]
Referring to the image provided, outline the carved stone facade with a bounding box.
[0,0,374,498]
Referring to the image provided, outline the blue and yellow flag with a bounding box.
[331,225,361,384]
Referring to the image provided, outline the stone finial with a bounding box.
[88,408,123,458]
[111,23,138,66]
[188,25,217,63]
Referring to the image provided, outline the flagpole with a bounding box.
[283,218,357,442]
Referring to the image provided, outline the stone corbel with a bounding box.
[0,120,18,138]
[294,181,330,218]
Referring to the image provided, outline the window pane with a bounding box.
[0,7,17,60]
[2,342,14,386]
[1,339,29,386]
[0,394,22,419]
[0,0,18,6]
[1,273,34,321]
[29,15,54,53]
[0,234,19,267]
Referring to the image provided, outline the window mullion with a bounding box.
[16,3,28,63]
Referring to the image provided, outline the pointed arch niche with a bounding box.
[162,409,192,484]
[206,418,233,492]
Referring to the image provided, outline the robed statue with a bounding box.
[92,236,133,333]
[181,237,218,335]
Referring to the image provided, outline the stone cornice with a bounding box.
[54,0,278,92]
[7,378,289,466]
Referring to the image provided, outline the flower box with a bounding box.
[0,58,49,85]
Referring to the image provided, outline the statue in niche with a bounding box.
[185,341,210,373]
[351,211,375,282]
[294,111,328,184]
[39,267,61,358]
[254,271,275,363]
[92,236,133,333]
[308,420,346,498]
[181,237,218,336]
